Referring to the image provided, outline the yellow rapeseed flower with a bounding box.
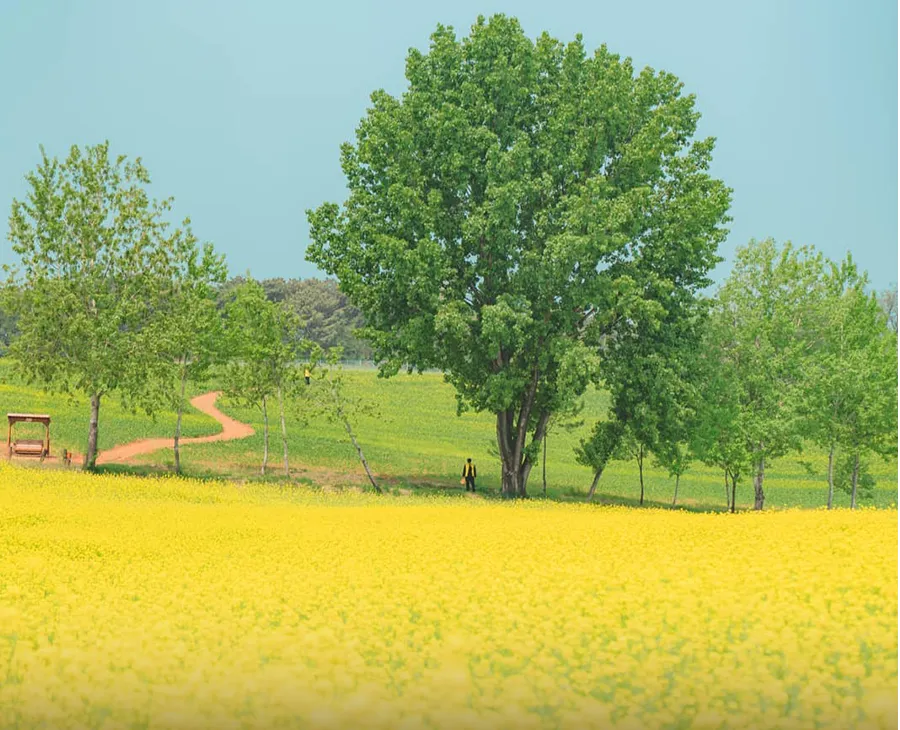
[0,464,895,729]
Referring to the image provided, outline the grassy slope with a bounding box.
[134,369,898,510]
[0,360,220,457]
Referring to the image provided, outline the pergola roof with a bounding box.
[7,413,51,424]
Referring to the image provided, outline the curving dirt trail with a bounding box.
[94,391,254,466]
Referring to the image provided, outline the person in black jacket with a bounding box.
[462,458,477,492]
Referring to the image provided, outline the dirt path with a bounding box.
[94,391,254,466]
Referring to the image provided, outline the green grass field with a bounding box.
[1,357,894,509]
[0,360,220,458]
[118,367,898,510]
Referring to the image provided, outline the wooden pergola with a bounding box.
[7,413,51,461]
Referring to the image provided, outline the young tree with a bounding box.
[802,255,897,509]
[800,257,897,508]
[223,279,299,476]
[656,441,692,507]
[600,288,705,506]
[704,239,825,510]
[575,418,624,502]
[837,452,881,506]
[617,426,650,506]
[306,349,381,493]
[4,142,185,468]
[308,15,731,498]
[154,234,227,473]
[540,400,584,497]
[692,314,751,513]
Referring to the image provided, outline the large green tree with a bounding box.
[307,15,730,497]
[5,142,185,468]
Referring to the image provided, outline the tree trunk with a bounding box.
[332,382,380,493]
[730,473,737,514]
[345,418,379,492]
[725,470,730,508]
[638,444,645,506]
[174,364,188,474]
[672,473,680,507]
[826,443,835,510]
[261,395,269,476]
[495,403,550,500]
[278,385,289,478]
[542,432,547,497]
[84,392,101,470]
[586,469,602,502]
[850,451,859,510]
[497,409,517,499]
[519,457,536,498]
[753,455,765,511]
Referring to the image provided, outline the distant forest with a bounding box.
[219,276,373,360]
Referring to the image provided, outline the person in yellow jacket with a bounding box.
[304,368,311,385]
[462,458,477,492]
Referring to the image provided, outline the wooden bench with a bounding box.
[12,439,46,455]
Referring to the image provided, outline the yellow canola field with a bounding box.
[0,464,896,730]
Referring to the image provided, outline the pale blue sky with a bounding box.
[0,0,896,287]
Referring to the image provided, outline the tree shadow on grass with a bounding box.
[92,462,317,488]
[85,463,738,512]
[579,491,735,514]
[379,473,739,511]
[91,463,226,482]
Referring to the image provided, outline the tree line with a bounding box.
[575,239,897,510]
[2,143,376,479]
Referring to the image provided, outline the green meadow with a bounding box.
[1,359,895,509]
[124,368,897,510]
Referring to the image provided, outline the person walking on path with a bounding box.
[462,458,477,492]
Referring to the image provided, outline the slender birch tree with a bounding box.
[223,278,298,476]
